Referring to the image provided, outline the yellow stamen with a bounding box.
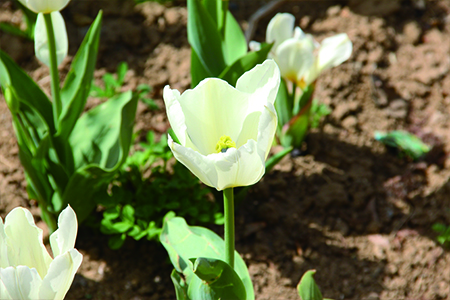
[215,136,236,153]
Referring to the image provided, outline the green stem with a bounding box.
[223,187,235,269]
[43,13,62,129]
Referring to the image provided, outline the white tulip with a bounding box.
[34,12,68,67]
[252,13,352,87]
[17,0,70,14]
[0,206,82,300]
[164,60,280,191]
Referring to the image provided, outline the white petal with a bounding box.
[0,217,10,268]
[256,103,278,159]
[266,13,295,52]
[317,33,352,74]
[222,140,266,189]
[169,79,249,155]
[163,86,189,148]
[4,208,52,279]
[169,136,218,188]
[0,266,42,300]
[170,137,266,191]
[39,249,82,300]
[275,38,315,84]
[27,0,70,13]
[249,41,261,52]
[235,59,280,106]
[50,206,78,258]
[35,12,68,67]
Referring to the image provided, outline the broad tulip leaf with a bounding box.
[58,11,103,140]
[69,90,137,170]
[188,257,246,300]
[190,49,211,88]
[187,0,226,77]
[160,216,255,300]
[67,91,137,221]
[202,0,227,30]
[297,270,323,300]
[0,50,54,133]
[222,10,247,66]
[219,42,272,87]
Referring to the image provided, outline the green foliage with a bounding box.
[160,215,254,300]
[0,0,36,40]
[374,130,430,160]
[0,11,138,230]
[90,62,158,110]
[432,223,450,246]
[297,270,331,300]
[310,100,331,129]
[188,0,270,87]
[95,131,223,249]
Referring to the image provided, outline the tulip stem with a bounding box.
[43,13,62,129]
[223,187,235,269]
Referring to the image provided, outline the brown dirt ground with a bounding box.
[1,0,450,299]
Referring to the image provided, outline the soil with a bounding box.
[1,0,450,299]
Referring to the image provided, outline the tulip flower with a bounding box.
[17,0,70,67]
[163,59,280,191]
[251,13,352,88]
[18,0,70,14]
[0,205,82,300]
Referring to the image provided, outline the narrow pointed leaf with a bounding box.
[58,11,103,140]
[297,270,324,300]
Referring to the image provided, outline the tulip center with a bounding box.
[215,136,236,153]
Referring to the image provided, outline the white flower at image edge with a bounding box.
[164,59,280,191]
[250,13,352,87]
[0,206,82,300]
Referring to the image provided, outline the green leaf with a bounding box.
[222,10,247,66]
[0,23,31,39]
[66,91,137,221]
[108,233,126,249]
[58,11,103,140]
[189,257,247,300]
[374,130,430,160]
[280,113,309,149]
[187,0,226,77]
[160,216,254,300]
[69,90,137,170]
[219,43,272,87]
[265,147,293,173]
[190,49,212,88]
[171,269,190,300]
[274,78,291,130]
[297,270,323,300]
[0,50,54,133]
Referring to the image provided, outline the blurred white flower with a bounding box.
[34,11,68,67]
[163,60,280,191]
[251,13,352,87]
[18,0,70,14]
[0,205,82,300]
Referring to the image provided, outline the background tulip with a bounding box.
[18,0,70,14]
[0,206,82,300]
[163,60,280,191]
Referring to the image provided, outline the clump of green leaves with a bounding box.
[91,61,158,109]
[96,131,223,249]
[375,130,430,160]
[310,100,331,129]
[432,223,450,247]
